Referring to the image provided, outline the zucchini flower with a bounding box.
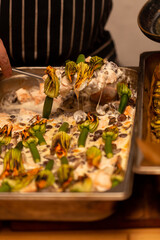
[65,61,77,83]
[36,169,55,190]
[102,126,119,158]
[74,62,90,98]
[0,147,24,179]
[43,66,60,119]
[57,163,74,189]
[21,129,40,163]
[51,131,71,159]
[78,113,99,147]
[0,167,41,192]
[70,177,92,192]
[86,146,102,168]
[117,82,132,114]
[111,158,125,187]
[56,151,74,189]
[56,123,73,188]
[52,123,72,189]
[36,159,54,190]
[29,116,47,145]
[56,154,73,191]
[88,56,104,78]
[0,124,13,153]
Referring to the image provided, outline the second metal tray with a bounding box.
[133,51,160,175]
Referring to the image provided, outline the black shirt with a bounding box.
[0,0,116,66]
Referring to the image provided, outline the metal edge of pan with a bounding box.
[0,67,138,201]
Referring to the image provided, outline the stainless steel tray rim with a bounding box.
[0,191,131,201]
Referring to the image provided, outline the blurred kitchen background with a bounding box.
[106,0,160,66]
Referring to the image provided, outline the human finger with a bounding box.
[0,39,12,78]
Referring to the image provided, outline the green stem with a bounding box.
[15,141,23,151]
[59,122,69,133]
[29,142,40,163]
[105,136,113,158]
[76,54,85,64]
[60,156,68,165]
[0,182,11,192]
[43,96,53,119]
[45,160,54,170]
[118,94,129,114]
[35,131,46,145]
[78,127,89,147]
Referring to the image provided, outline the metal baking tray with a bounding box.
[133,51,160,175]
[0,67,138,221]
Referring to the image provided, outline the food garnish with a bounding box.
[0,182,11,192]
[51,131,71,159]
[65,54,105,98]
[111,157,125,187]
[78,113,99,147]
[0,168,40,192]
[102,126,119,158]
[51,122,72,188]
[36,160,54,190]
[21,129,40,163]
[74,62,90,98]
[65,61,77,83]
[57,159,74,188]
[43,66,60,119]
[117,83,132,114]
[88,56,104,78]
[53,123,73,189]
[70,177,92,192]
[111,174,124,188]
[86,146,102,168]
[0,147,24,179]
[29,115,47,145]
[0,125,13,153]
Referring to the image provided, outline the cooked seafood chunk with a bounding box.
[16,88,32,103]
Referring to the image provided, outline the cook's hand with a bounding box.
[0,39,12,78]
